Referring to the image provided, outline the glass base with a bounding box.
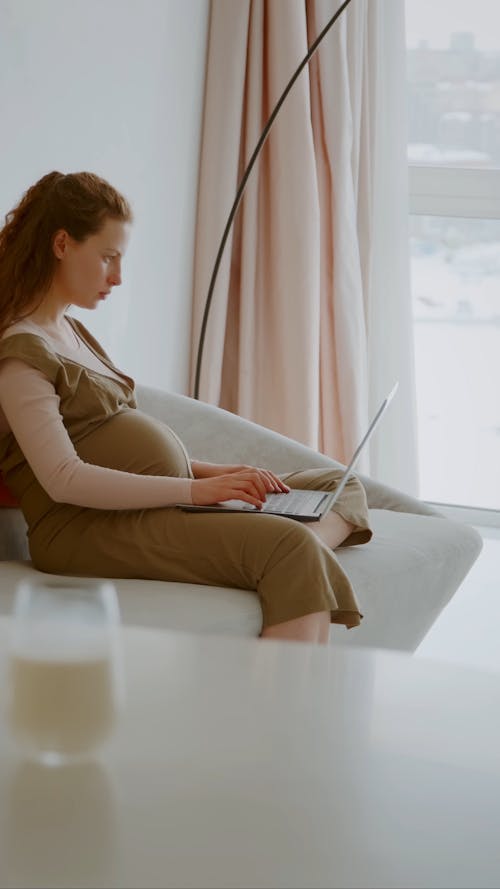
[34,749,95,768]
[10,731,109,768]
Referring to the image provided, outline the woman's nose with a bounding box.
[108,270,121,286]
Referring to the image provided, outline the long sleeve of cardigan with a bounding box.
[0,358,194,509]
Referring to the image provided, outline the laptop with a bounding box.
[178,382,399,522]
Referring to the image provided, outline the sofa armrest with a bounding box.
[135,384,441,518]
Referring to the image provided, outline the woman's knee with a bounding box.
[259,516,325,573]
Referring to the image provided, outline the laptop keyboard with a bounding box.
[261,491,325,515]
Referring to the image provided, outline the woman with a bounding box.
[0,171,372,645]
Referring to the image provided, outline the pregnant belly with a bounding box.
[74,408,193,479]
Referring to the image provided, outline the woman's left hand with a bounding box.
[191,461,290,493]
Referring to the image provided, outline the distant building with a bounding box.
[450,32,476,54]
[407,31,500,166]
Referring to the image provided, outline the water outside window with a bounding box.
[406,0,500,509]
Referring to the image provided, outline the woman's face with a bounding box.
[52,217,130,310]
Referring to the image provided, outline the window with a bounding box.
[406,0,500,512]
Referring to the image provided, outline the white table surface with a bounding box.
[0,616,499,889]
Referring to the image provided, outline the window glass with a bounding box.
[406,0,500,168]
[411,215,500,509]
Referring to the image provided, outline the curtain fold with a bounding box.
[366,0,419,494]
[190,0,419,494]
[220,0,322,447]
[307,0,369,464]
[190,0,251,406]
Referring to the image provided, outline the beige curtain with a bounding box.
[190,0,418,490]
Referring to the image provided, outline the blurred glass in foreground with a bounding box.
[6,578,125,767]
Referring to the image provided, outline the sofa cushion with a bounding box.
[0,508,482,653]
[0,559,262,637]
[336,509,482,651]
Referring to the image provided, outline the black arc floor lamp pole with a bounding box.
[193,0,354,400]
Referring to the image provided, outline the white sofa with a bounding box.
[0,383,483,652]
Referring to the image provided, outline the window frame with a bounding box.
[409,166,500,219]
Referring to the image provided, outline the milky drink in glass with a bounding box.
[7,579,124,765]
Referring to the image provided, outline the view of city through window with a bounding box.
[406,0,500,510]
[408,29,500,167]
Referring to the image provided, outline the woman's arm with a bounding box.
[0,358,193,509]
[0,361,290,511]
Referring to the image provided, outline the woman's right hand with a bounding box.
[191,468,279,509]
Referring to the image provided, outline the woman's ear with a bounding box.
[52,229,71,260]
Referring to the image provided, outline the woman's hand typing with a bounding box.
[190,465,290,508]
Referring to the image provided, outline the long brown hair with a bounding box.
[0,171,133,336]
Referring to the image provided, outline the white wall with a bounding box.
[0,0,209,393]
